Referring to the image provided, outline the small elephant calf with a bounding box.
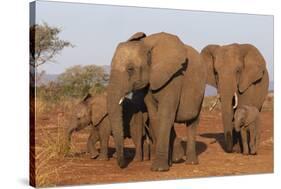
[234,105,260,155]
[67,92,150,161]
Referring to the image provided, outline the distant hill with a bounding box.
[36,74,58,86]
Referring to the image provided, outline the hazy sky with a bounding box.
[35,1,274,81]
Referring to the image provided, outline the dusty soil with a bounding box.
[35,110,273,187]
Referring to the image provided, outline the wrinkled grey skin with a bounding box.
[67,91,150,161]
[234,105,260,155]
[107,32,206,171]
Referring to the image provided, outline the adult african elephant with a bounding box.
[107,32,206,171]
[201,43,269,153]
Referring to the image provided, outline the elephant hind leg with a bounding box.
[232,130,243,153]
[185,118,199,165]
[87,126,99,159]
[172,139,185,163]
[144,91,157,161]
[130,112,144,162]
[143,136,151,161]
[97,118,110,160]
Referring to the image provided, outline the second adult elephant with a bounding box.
[107,32,206,171]
[201,44,269,153]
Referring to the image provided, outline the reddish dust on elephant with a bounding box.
[34,96,273,187]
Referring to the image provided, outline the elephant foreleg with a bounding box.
[241,128,249,155]
[170,126,185,165]
[151,98,178,171]
[185,118,199,164]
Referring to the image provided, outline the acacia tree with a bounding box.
[30,22,73,87]
[30,22,73,68]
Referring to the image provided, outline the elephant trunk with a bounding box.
[219,79,237,153]
[107,71,128,168]
[66,126,75,143]
[65,120,77,153]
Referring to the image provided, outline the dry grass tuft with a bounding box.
[34,126,69,186]
[34,97,78,187]
[202,96,221,111]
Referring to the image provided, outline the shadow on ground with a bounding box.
[108,147,135,168]
[200,133,225,151]
[200,132,243,153]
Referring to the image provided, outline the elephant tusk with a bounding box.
[233,92,238,109]
[118,96,125,105]
[125,92,133,100]
[119,92,133,105]
[209,95,220,111]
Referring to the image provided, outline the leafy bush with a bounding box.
[36,64,108,102]
[57,65,108,98]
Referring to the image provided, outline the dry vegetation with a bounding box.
[34,97,78,187]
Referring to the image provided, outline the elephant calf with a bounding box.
[234,105,260,155]
[67,92,150,161]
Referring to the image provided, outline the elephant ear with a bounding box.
[127,32,146,42]
[145,33,188,90]
[91,93,108,126]
[200,45,220,88]
[238,44,266,93]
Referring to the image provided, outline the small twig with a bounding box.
[209,95,220,111]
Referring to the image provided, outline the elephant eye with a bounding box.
[236,69,241,80]
[214,70,218,75]
[127,66,135,77]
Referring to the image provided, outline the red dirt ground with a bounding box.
[35,110,273,187]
